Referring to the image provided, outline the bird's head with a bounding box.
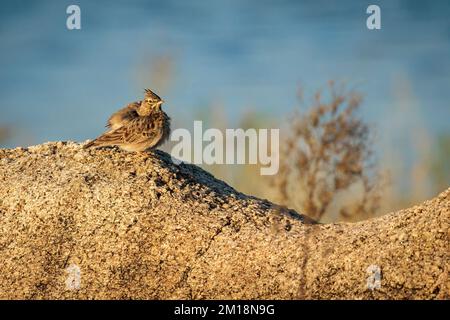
[143,88,164,110]
[138,89,164,116]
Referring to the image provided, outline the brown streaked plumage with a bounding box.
[84,89,171,152]
[106,101,140,131]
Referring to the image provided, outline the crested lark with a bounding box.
[84,89,171,152]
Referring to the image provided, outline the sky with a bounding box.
[0,0,449,150]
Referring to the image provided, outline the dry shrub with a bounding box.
[430,134,450,194]
[271,82,383,222]
[135,53,175,96]
[0,126,10,144]
[148,55,174,94]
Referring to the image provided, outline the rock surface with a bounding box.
[0,142,448,299]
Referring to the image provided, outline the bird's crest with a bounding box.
[144,88,162,101]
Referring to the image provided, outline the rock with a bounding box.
[0,141,448,299]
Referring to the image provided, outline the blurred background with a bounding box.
[1,0,449,221]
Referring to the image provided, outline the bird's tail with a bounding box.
[83,139,98,149]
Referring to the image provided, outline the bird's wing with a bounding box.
[106,102,140,130]
[96,115,160,146]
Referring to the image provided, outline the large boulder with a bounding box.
[0,142,448,299]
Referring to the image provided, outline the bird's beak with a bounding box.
[158,100,164,105]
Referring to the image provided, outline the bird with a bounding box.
[84,89,171,152]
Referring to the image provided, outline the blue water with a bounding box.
[0,0,449,148]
